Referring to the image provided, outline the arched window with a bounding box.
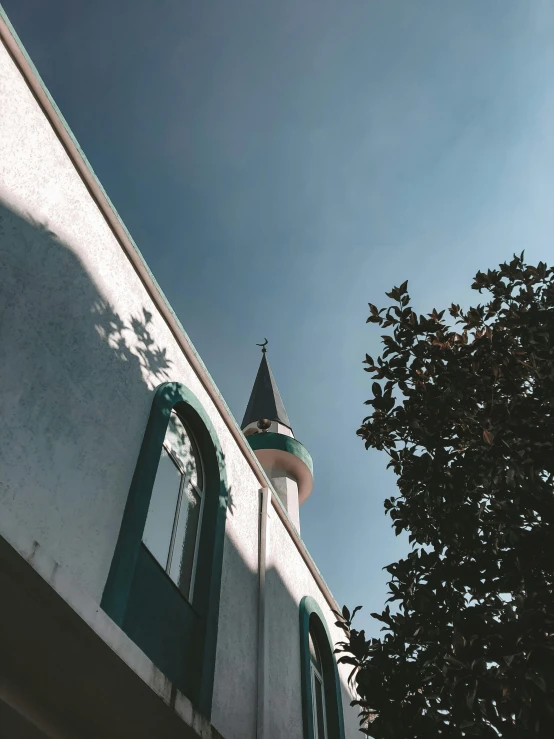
[300,596,345,739]
[101,382,229,720]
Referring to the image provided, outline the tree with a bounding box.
[335,254,554,738]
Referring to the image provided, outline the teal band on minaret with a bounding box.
[247,432,313,503]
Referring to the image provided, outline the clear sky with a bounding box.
[4,0,554,636]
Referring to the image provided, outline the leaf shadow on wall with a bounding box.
[0,198,172,595]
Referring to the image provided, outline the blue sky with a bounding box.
[5,0,554,635]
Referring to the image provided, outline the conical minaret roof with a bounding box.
[241,351,292,430]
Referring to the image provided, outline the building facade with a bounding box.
[0,7,359,738]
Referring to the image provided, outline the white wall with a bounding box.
[0,32,359,739]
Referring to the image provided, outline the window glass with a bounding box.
[310,627,328,739]
[313,673,327,739]
[165,411,203,489]
[309,632,322,672]
[168,485,202,596]
[143,447,181,568]
[142,410,204,601]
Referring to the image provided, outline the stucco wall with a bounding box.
[0,30,359,739]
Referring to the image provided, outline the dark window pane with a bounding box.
[309,631,323,671]
[143,447,182,568]
[314,674,326,739]
[168,484,201,598]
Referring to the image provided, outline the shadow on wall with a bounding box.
[214,536,359,739]
[0,198,171,598]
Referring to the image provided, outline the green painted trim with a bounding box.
[101,382,229,719]
[299,596,345,739]
[247,432,313,477]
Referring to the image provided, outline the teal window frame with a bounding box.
[300,596,346,739]
[101,382,229,719]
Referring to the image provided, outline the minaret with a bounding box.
[242,341,313,532]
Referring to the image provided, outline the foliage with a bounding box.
[335,254,554,738]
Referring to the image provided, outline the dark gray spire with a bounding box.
[241,352,292,430]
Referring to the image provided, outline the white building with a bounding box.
[0,7,359,738]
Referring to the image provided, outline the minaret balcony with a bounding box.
[246,432,314,504]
